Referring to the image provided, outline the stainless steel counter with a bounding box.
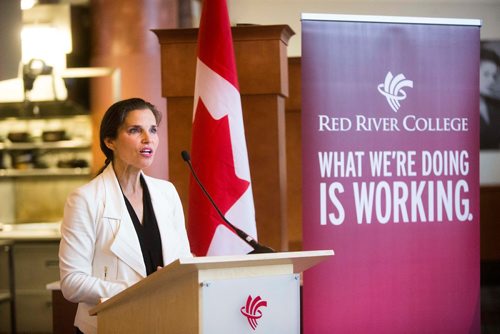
[0,222,61,241]
[0,230,61,333]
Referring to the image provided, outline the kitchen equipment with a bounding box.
[7,132,30,142]
[42,130,67,142]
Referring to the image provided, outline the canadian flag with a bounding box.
[187,0,257,256]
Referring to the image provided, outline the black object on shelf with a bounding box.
[42,130,67,142]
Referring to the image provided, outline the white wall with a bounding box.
[228,0,500,56]
[228,0,500,185]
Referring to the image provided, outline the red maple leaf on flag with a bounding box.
[188,98,250,255]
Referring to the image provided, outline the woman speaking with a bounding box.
[58,98,192,334]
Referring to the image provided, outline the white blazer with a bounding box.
[59,164,192,334]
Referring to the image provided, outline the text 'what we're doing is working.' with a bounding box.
[318,149,472,226]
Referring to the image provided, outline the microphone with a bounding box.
[181,150,274,254]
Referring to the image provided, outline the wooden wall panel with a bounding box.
[480,186,500,261]
[286,57,302,251]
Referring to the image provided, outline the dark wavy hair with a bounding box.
[97,98,162,174]
[481,48,500,67]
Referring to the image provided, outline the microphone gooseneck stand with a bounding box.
[181,150,274,254]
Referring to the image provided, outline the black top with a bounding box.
[123,175,164,276]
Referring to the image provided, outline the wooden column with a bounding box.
[154,25,294,251]
[90,0,178,179]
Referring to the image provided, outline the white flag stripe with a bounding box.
[207,224,253,256]
[226,185,257,237]
[194,59,252,181]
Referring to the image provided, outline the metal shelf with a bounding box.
[0,139,90,151]
[0,167,91,177]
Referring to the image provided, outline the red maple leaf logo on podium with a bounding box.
[240,295,268,330]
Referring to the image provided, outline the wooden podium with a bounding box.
[89,250,333,333]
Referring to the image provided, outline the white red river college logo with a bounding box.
[377,71,414,113]
[240,295,267,330]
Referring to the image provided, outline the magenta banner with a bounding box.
[301,14,481,333]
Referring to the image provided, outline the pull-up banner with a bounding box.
[301,14,481,333]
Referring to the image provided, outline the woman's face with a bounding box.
[480,60,498,96]
[105,108,159,171]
